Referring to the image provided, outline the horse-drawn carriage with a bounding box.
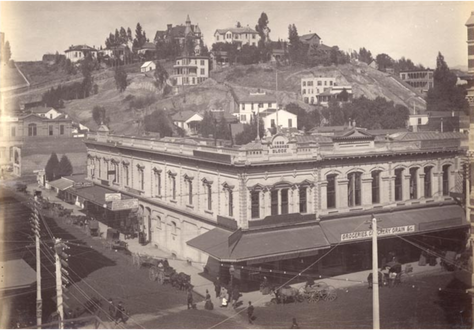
[103,228,128,250]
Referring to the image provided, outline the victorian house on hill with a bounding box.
[214,25,260,48]
[64,45,98,63]
[154,15,202,54]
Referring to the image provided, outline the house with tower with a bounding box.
[154,15,202,54]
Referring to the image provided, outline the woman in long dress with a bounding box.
[220,287,228,307]
[204,290,213,310]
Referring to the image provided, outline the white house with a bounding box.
[64,45,98,63]
[233,91,278,124]
[141,61,156,72]
[29,106,63,119]
[214,26,260,48]
[261,109,298,131]
[171,56,209,86]
[407,113,429,132]
[301,77,336,104]
[171,111,203,135]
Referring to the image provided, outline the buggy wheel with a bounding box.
[295,294,304,303]
[325,287,337,301]
[158,272,165,285]
[149,267,157,281]
[308,292,318,303]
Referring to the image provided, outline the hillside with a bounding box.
[211,61,426,110]
[12,60,427,136]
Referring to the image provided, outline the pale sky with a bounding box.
[0,1,473,68]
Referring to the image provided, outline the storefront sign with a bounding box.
[105,193,122,202]
[73,181,94,188]
[110,198,139,211]
[341,225,416,242]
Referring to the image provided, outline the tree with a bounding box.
[426,52,469,114]
[92,106,109,126]
[143,109,173,137]
[255,12,269,42]
[134,23,146,49]
[239,44,260,65]
[119,27,127,44]
[127,27,133,42]
[256,12,271,62]
[358,47,373,64]
[288,24,302,64]
[154,62,169,92]
[80,54,96,98]
[376,53,394,71]
[235,115,264,145]
[57,155,73,178]
[45,152,60,182]
[114,66,128,92]
[199,111,216,138]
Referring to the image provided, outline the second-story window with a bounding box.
[409,168,418,199]
[97,159,102,179]
[281,188,289,214]
[28,124,37,136]
[207,185,212,210]
[348,172,362,207]
[228,189,233,217]
[184,175,194,205]
[153,169,162,197]
[288,119,293,128]
[372,171,381,204]
[168,172,177,200]
[327,174,337,209]
[137,166,145,191]
[251,191,260,219]
[123,164,129,186]
[299,186,307,213]
[442,164,451,196]
[271,190,278,215]
[394,168,404,201]
[60,125,65,135]
[424,166,432,198]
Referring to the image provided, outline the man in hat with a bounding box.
[115,301,127,325]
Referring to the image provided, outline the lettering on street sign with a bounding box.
[341,225,416,242]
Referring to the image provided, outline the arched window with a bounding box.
[347,172,362,207]
[442,164,451,196]
[394,168,404,201]
[424,167,433,198]
[371,170,382,204]
[171,221,177,235]
[251,190,260,219]
[28,123,37,136]
[409,168,418,199]
[327,174,337,209]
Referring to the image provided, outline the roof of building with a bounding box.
[49,177,75,191]
[389,131,467,141]
[29,106,54,114]
[215,26,259,35]
[399,69,434,73]
[236,94,277,103]
[300,33,321,42]
[465,12,474,26]
[0,259,36,291]
[65,45,97,52]
[141,42,156,50]
[171,110,202,122]
[141,61,155,68]
[176,55,210,60]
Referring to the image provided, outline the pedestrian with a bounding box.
[187,288,194,309]
[232,285,240,308]
[247,301,255,324]
[205,289,214,310]
[214,277,221,298]
[290,317,300,329]
[114,301,127,325]
[220,287,228,308]
[107,298,115,322]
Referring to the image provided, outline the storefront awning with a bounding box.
[49,178,73,191]
[320,204,468,245]
[187,224,330,264]
[68,185,136,210]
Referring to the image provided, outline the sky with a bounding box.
[0,1,473,69]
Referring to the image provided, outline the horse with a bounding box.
[272,286,303,304]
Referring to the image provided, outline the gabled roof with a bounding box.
[65,45,98,52]
[29,106,54,114]
[141,61,155,68]
[215,26,258,35]
[171,110,203,122]
[332,128,375,141]
[300,33,321,42]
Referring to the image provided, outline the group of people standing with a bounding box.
[213,277,255,324]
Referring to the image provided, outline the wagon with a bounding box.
[104,228,128,250]
[132,253,175,285]
[299,282,337,302]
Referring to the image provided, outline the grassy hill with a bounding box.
[0,63,29,90]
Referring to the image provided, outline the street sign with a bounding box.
[341,225,416,242]
[110,198,139,211]
[105,193,121,202]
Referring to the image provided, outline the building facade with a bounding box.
[399,70,434,95]
[214,26,260,47]
[234,92,278,124]
[301,77,352,105]
[154,15,202,50]
[64,45,98,63]
[171,56,209,86]
[84,128,468,289]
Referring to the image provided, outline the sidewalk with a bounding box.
[12,180,446,309]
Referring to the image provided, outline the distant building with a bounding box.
[141,61,156,72]
[28,106,63,119]
[299,33,321,47]
[467,11,474,74]
[407,113,429,132]
[170,56,209,86]
[64,45,98,63]
[137,42,157,59]
[171,111,203,135]
[260,109,298,131]
[214,25,260,48]
[233,91,278,124]
[399,69,434,95]
[301,77,352,105]
[368,60,378,70]
[154,15,202,51]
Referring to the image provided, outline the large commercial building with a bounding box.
[399,69,434,95]
[84,126,468,290]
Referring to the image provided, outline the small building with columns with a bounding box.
[83,126,468,290]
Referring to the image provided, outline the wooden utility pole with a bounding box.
[31,200,42,328]
[371,215,380,329]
